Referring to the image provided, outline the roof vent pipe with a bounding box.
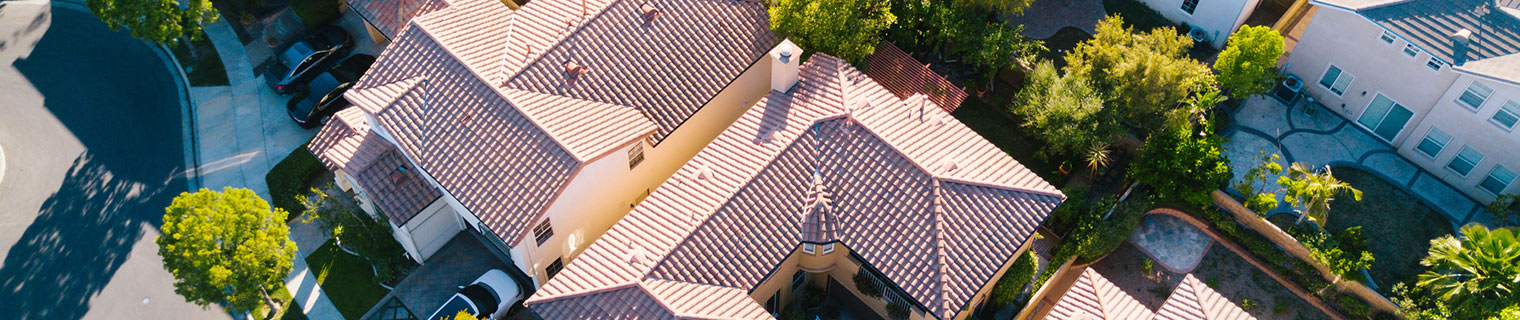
[1452,29,1473,66]
[639,3,661,23]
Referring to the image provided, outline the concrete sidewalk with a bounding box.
[195,19,340,320]
[1221,96,1493,230]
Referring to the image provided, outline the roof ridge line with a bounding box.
[499,0,631,86]
[523,281,642,305]
[930,179,952,318]
[499,88,652,161]
[348,76,427,113]
[935,176,1066,200]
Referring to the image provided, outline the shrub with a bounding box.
[854,271,883,298]
[266,142,325,221]
[1129,124,1231,209]
[1064,16,1216,131]
[989,250,1039,308]
[300,188,413,284]
[1214,25,1284,98]
[1011,61,1117,160]
[290,0,342,27]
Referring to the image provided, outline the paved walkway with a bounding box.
[1221,97,1492,230]
[197,19,340,320]
[1006,0,1106,38]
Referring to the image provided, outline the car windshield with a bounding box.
[460,284,499,317]
[294,73,342,116]
[428,295,477,320]
[280,42,315,68]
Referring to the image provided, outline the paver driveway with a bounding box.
[0,2,228,319]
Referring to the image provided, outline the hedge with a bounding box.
[266,142,325,221]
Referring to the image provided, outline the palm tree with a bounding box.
[1276,164,1362,225]
[1418,223,1520,315]
[1084,142,1112,176]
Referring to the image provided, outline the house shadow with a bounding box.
[0,5,190,319]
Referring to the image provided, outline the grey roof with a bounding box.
[1358,0,1520,65]
[1458,52,1520,82]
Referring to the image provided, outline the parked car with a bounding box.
[263,25,352,94]
[286,54,375,128]
[426,269,523,320]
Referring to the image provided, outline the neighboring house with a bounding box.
[1043,268,1255,319]
[344,0,446,43]
[524,53,1066,320]
[307,0,779,291]
[1283,0,1520,203]
[1134,0,1263,48]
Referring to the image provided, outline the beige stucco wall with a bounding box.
[1137,0,1260,48]
[1284,7,1459,146]
[513,55,776,287]
[1400,74,1520,202]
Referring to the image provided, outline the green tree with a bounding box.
[88,0,219,44]
[954,0,1036,15]
[769,0,896,64]
[1234,152,1283,214]
[157,188,298,314]
[1064,16,1214,130]
[1213,25,1285,97]
[1011,60,1116,159]
[988,250,1038,308]
[1276,164,1362,225]
[1487,194,1520,227]
[1128,125,1232,208]
[300,188,410,283]
[1417,224,1520,318]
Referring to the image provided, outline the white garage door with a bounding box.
[407,205,464,261]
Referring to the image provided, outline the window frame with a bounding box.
[791,270,807,291]
[1180,0,1200,14]
[802,243,816,254]
[533,218,554,245]
[545,257,564,278]
[1416,127,1452,158]
[1379,31,1396,46]
[1457,81,1494,110]
[627,142,646,169]
[1489,100,1520,131]
[1403,44,1419,58]
[822,243,836,254]
[1447,146,1485,176]
[1318,64,1354,96]
[1426,58,1447,71]
[1480,166,1517,195]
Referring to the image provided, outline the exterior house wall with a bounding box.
[513,55,775,288]
[1401,74,1520,202]
[1284,7,1459,147]
[1137,0,1260,48]
[748,245,934,320]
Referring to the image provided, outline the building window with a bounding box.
[791,270,807,291]
[1427,58,1447,71]
[1416,127,1451,158]
[533,218,554,245]
[1379,31,1396,45]
[1491,100,1520,130]
[545,257,564,278]
[1356,94,1414,142]
[765,290,781,315]
[1180,0,1199,14]
[1481,166,1517,195]
[627,142,646,169]
[1317,65,1354,96]
[1458,81,1494,110]
[1448,146,1485,176]
[1403,44,1419,57]
[822,243,836,254]
[802,243,816,254]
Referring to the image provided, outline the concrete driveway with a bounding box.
[0,2,228,319]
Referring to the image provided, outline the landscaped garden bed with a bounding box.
[1323,167,1453,292]
[266,142,327,221]
[168,31,230,87]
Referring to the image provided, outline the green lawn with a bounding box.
[169,32,230,87]
[951,97,1067,184]
[266,142,326,221]
[308,240,392,320]
[1322,167,1453,291]
[252,284,306,320]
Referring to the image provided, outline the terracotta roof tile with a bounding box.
[527,54,1063,319]
[345,0,447,39]
[308,109,443,224]
[1046,268,1156,320]
[1154,275,1255,320]
[865,42,968,113]
[343,0,774,244]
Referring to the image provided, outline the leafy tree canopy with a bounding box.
[1214,25,1285,97]
[88,0,219,44]
[1417,224,1520,318]
[954,0,1036,16]
[1064,16,1214,130]
[1128,124,1232,208]
[1012,60,1116,159]
[769,0,895,65]
[157,188,297,313]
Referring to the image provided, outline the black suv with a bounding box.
[263,26,352,94]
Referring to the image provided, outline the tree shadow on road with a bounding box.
[0,5,191,320]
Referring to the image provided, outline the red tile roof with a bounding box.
[865,42,968,113]
[308,108,442,224]
[342,0,771,245]
[525,54,1063,319]
[1046,270,1256,320]
[345,0,446,39]
[1154,275,1255,320]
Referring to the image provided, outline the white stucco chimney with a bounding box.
[769,39,802,92]
[1452,29,1473,66]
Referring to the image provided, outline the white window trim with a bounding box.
[1456,81,1493,111]
[1426,58,1448,71]
[802,243,816,254]
[1480,166,1517,195]
[1403,44,1419,58]
[1356,92,1412,143]
[1488,100,1520,132]
[1416,127,1451,159]
[822,243,836,254]
[1379,31,1397,46]
[1179,0,1200,15]
[1447,145,1484,177]
[1319,64,1354,96]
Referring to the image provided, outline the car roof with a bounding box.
[428,294,478,320]
[280,42,315,67]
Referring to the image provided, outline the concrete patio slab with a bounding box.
[1007,0,1106,38]
[1359,152,1418,185]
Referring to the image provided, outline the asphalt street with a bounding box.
[0,3,230,319]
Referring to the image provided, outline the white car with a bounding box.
[427,269,523,320]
